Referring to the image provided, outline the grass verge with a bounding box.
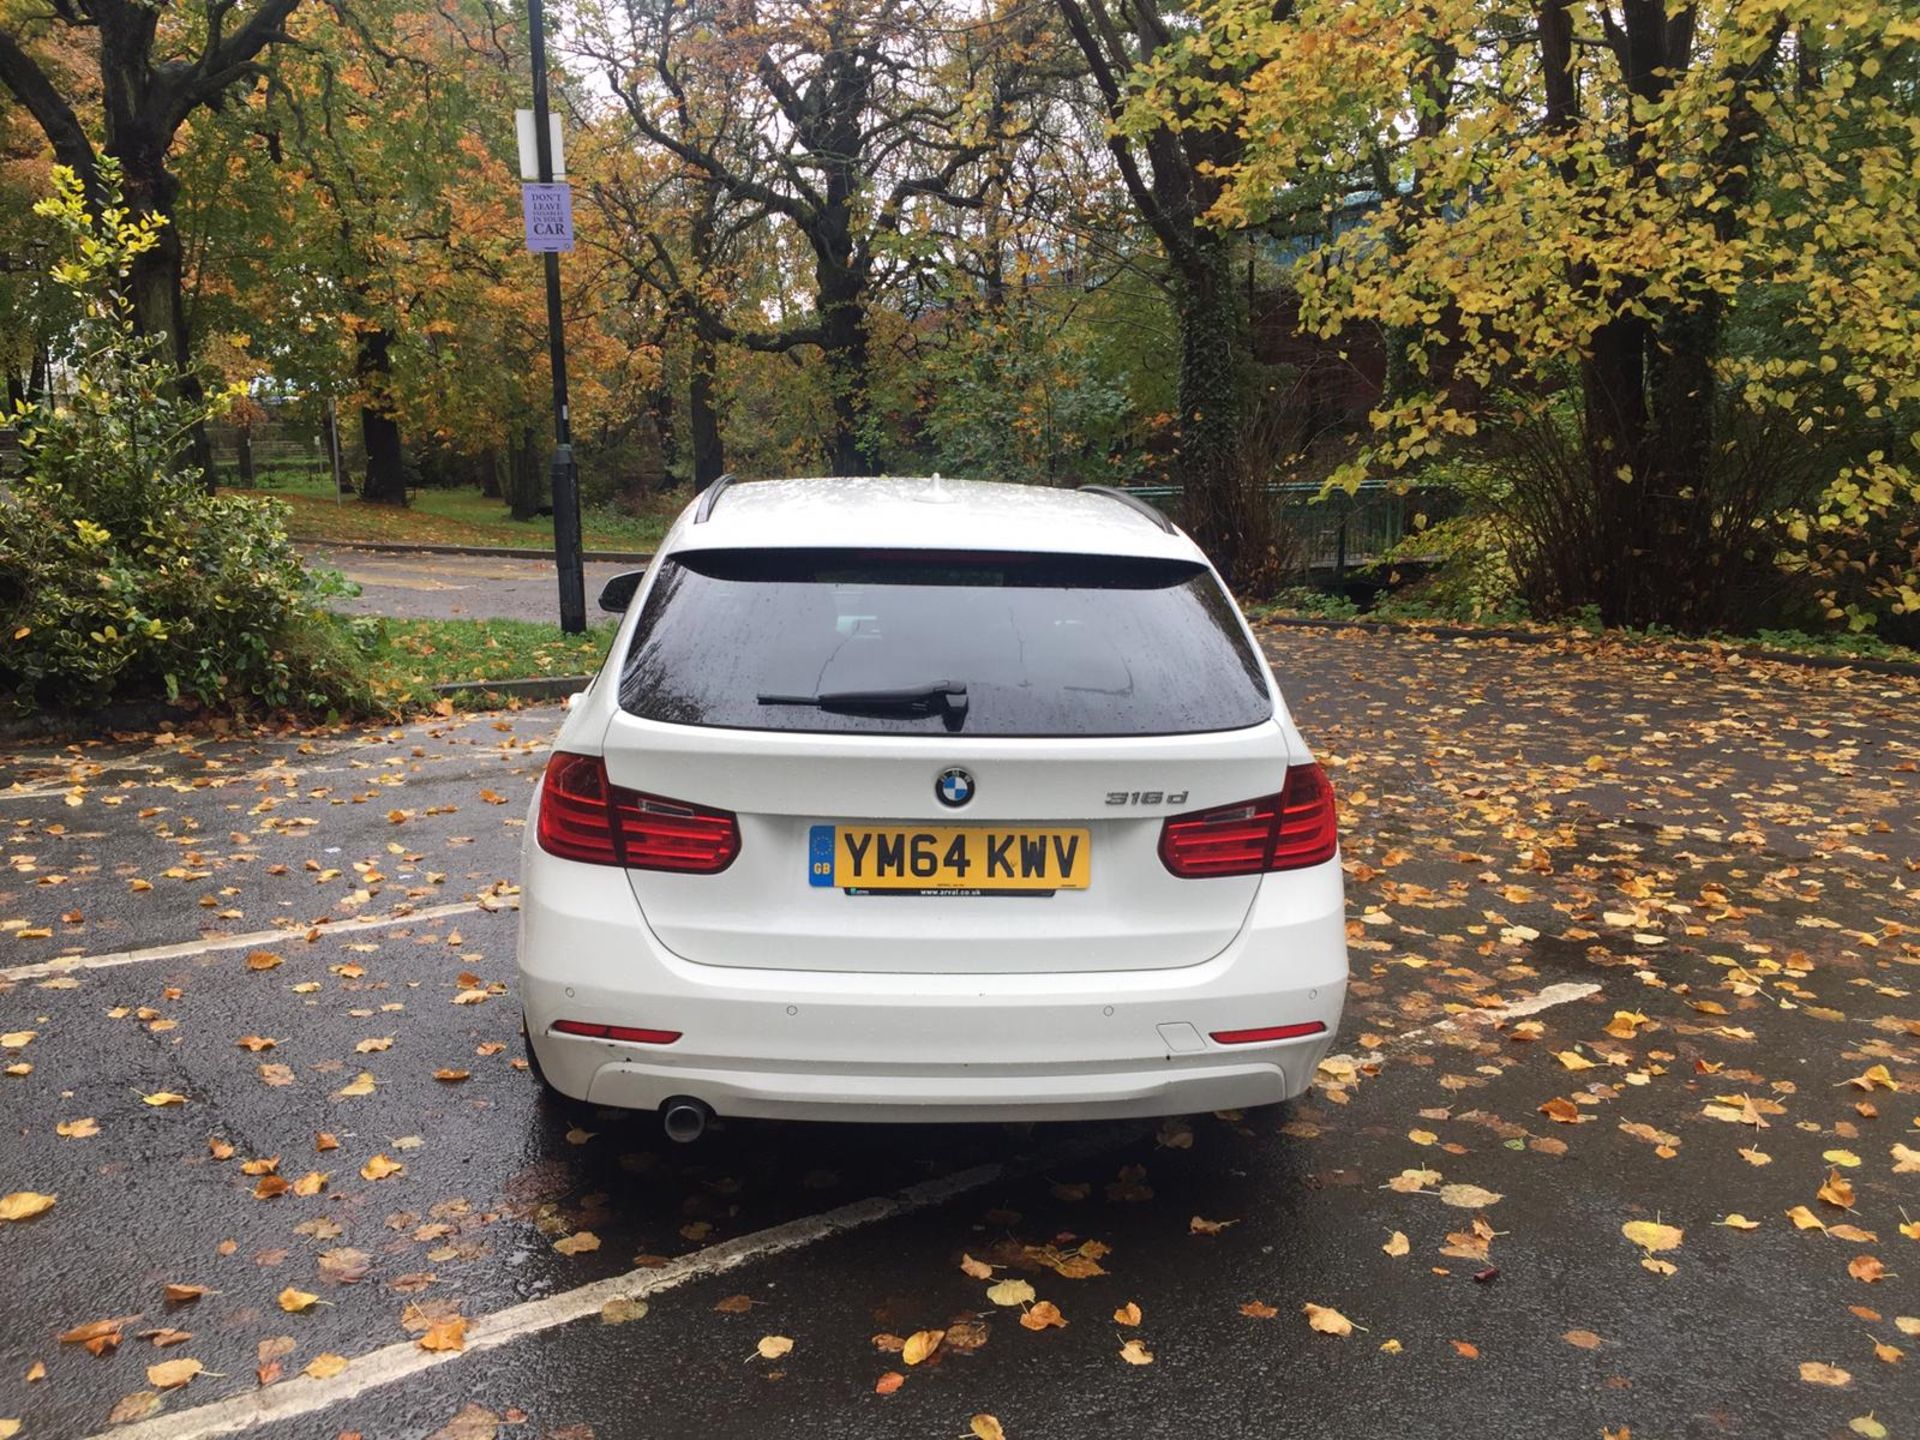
[350,617,618,712]
[1247,599,1920,668]
[228,475,677,553]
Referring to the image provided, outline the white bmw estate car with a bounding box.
[517,475,1347,1139]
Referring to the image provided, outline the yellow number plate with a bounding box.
[808,825,1091,892]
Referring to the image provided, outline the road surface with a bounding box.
[0,626,1913,1439]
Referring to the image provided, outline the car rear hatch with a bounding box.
[601,546,1292,975]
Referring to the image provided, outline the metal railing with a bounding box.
[1116,480,1443,576]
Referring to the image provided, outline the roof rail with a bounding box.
[1077,484,1174,534]
[693,472,738,524]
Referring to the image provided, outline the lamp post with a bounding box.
[526,0,586,634]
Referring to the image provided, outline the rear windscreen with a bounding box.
[617,549,1274,736]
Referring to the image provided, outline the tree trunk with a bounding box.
[108,103,216,489]
[1172,230,1252,581]
[504,425,545,520]
[235,421,255,485]
[689,329,725,490]
[478,446,501,498]
[820,285,876,476]
[354,328,407,504]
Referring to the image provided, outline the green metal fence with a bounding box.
[1118,480,1440,576]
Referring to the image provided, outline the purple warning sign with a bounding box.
[522,182,574,253]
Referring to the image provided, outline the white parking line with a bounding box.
[1316,980,1603,1072]
[90,1130,1132,1440]
[0,901,488,984]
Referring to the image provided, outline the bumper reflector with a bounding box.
[552,1019,681,1045]
[1209,1021,1328,1045]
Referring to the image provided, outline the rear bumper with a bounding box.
[516,843,1348,1124]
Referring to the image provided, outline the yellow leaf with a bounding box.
[1800,1361,1851,1386]
[970,1417,1007,1440]
[1118,1338,1154,1365]
[245,950,283,971]
[433,1069,471,1082]
[354,1037,393,1053]
[291,1171,328,1197]
[1819,1171,1857,1209]
[1113,1301,1142,1326]
[1718,1215,1761,1230]
[1849,1256,1887,1284]
[553,1231,601,1256]
[959,1253,994,1280]
[1849,1065,1895,1091]
[0,1192,56,1222]
[142,1091,188,1107]
[755,1335,793,1361]
[601,1297,648,1325]
[987,1279,1036,1306]
[418,1316,467,1352]
[1303,1303,1354,1336]
[333,1072,376,1098]
[0,1031,35,1049]
[1787,1206,1828,1232]
[57,1116,100,1139]
[1240,1300,1279,1318]
[1383,1231,1410,1257]
[1190,1215,1238,1235]
[1621,1220,1683,1253]
[278,1288,320,1313]
[1555,1051,1597,1071]
[902,1328,945,1364]
[163,1284,209,1303]
[1438,1183,1503,1209]
[1019,1301,1067,1331]
[304,1353,348,1379]
[360,1154,404,1181]
[146,1358,203,1389]
[1603,1011,1650,1039]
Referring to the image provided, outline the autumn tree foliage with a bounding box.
[1134,0,1920,632]
[577,0,1054,478]
[169,0,651,509]
[0,0,306,480]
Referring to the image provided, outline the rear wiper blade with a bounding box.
[758,682,969,724]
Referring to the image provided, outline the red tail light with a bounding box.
[552,1019,681,1045]
[536,752,739,873]
[1158,763,1338,878]
[1211,1021,1328,1045]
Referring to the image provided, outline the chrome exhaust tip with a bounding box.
[661,1096,713,1144]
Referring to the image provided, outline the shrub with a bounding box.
[0,163,367,718]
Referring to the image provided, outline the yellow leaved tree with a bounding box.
[1134,0,1918,633]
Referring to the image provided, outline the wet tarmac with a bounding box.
[1,627,1914,1439]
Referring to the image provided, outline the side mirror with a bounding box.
[598,570,646,613]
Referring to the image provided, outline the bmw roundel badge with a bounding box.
[936,767,975,808]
